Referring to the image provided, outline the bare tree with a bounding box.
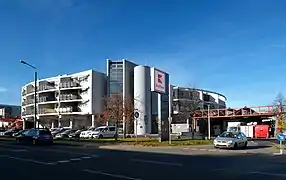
[93,113,106,126]
[274,93,286,132]
[103,93,136,140]
[122,95,136,138]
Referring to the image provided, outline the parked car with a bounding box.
[13,129,28,137]
[2,129,20,136]
[80,127,98,138]
[55,129,77,139]
[69,129,84,139]
[51,127,71,137]
[213,131,248,149]
[90,126,116,139]
[15,128,53,145]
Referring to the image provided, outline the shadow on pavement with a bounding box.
[0,139,286,180]
[245,145,272,150]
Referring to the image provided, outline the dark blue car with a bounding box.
[15,128,53,145]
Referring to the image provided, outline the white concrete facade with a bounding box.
[21,69,106,128]
[133,66,152,135]
[170,85,227,114]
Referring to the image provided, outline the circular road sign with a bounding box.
[134,111,140,119]
[277,133,285,141]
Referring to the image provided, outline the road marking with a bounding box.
[0,154,53,165]
[199,149,207,151]
[83,169,142,180]
[70,158,81,161]
[58,160,70,163]
[132,159,182,167]
[208,149,217,152]
[0,143,99,157]
[0,147,27,152]
[81,156,91,159]
[11,149,28,152]
[250,172,286,177]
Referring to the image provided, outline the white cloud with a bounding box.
[0,87,7,92]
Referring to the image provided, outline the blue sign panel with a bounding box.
[134,111,139,119]
[277,133,285,141]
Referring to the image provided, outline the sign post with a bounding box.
[168,116,172,144]
[276,133,285,155]
[134,110,140,142]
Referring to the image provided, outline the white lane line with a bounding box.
[0,154,53,165]
[0,147,27,152]
[70,158,81,161]
[83,169,142,180]
[208,149,217,152]
[11,149,28,152]
[81,156,91,159]
[250,172,286,177]
[132,159,182,167]
[0,143,99,157]
[57,160,70,163]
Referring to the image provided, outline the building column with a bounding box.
[58,115,62,127]
[51,121,55,128]
[91,115,95,127]
[22,120,26,130]
[69,119,73,128]
[58,120,61,127]
[36,121,39,128]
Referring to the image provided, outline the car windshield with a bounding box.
[88,127,96,131]
[75,130,82,133]
[219,132,238,138]
[94,127,105,132]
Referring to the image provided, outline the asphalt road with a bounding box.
[0,140,286,180]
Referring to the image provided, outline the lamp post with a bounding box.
[20,60,37,128]
[207,104,211,140]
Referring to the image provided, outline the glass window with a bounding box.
[109,127,115,131]
[26,129,38,136]
[39,129,51,135]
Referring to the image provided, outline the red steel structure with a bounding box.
[193,105,285,132]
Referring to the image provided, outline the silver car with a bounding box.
[214,131,248,149]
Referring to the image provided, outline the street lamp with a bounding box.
[207,104,211,140]
[20,60,37,128]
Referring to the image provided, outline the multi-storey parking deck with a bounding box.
[193,105,285,133]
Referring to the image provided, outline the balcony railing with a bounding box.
[59,94,80,101]
[38,108,56,114]
[38,85,56,91]
[59,81,79,89]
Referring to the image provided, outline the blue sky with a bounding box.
[0,0,285,107]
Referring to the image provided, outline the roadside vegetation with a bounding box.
[53,137,213,146]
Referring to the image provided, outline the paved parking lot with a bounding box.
[0,140,286,180]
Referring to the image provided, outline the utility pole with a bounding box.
[20,60,38,128]
[207,104,211,140]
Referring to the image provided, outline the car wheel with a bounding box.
[233,143,238,149]
[214,145,218,149]
[243,142,248,148]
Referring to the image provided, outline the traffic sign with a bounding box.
[277,133,285,141]
[134,111,140,119]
